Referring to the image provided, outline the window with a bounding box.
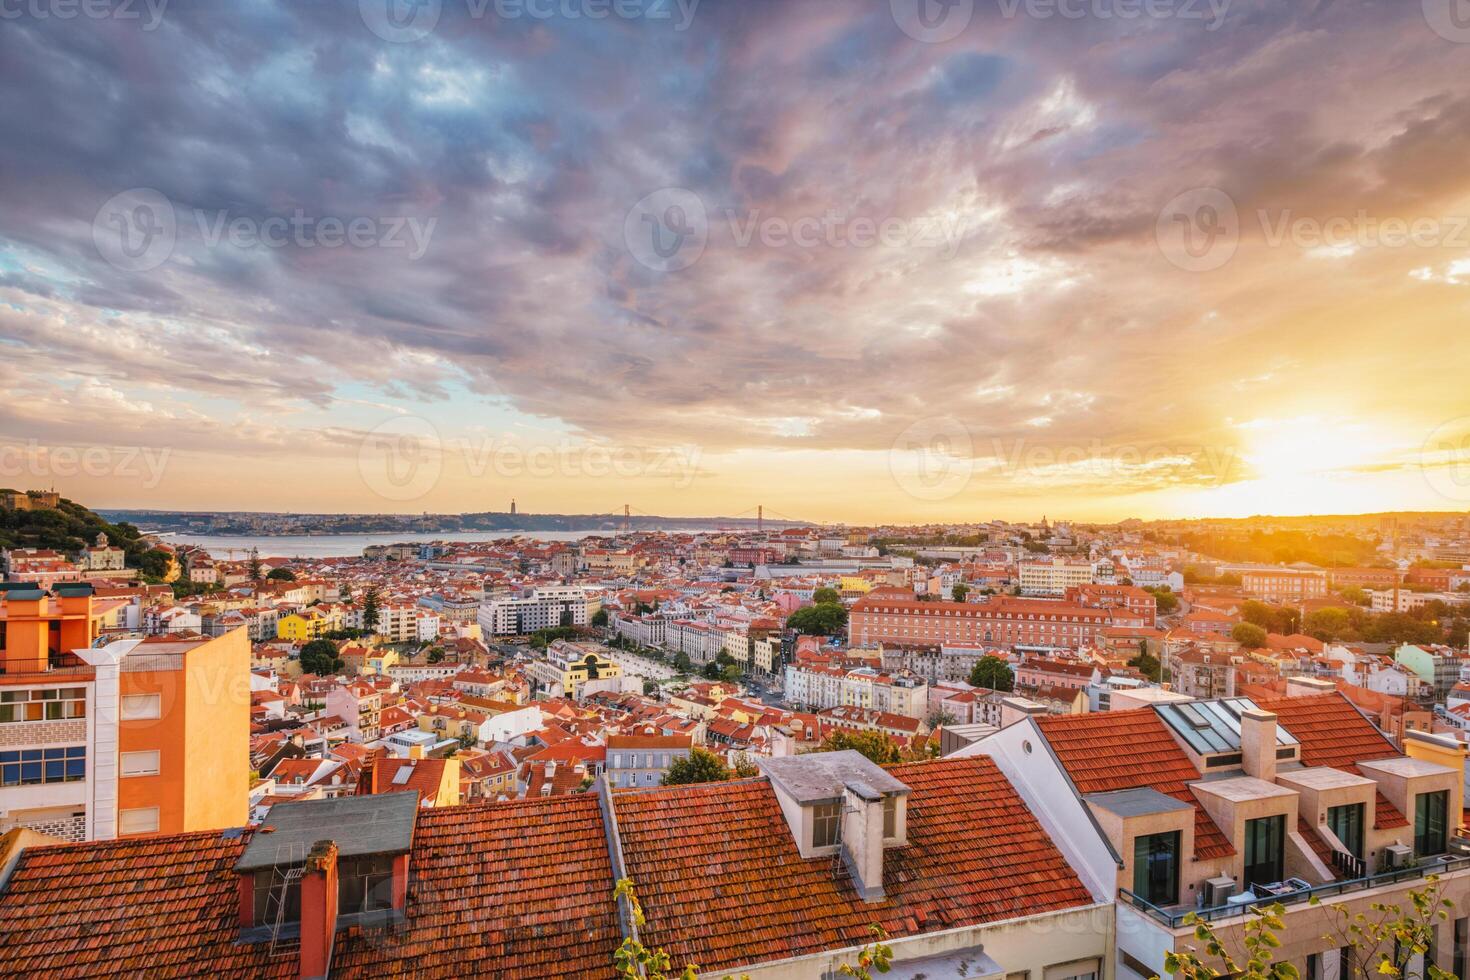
[119,807,160,835]
[120,750,161,777]
[252,866,302,926]
[120,694,162,720]
[883,795,897,839]
[0,687,86,723]
[1453,916,1467,980]
[338,854,395,915]
[812,802,841,848]
[1327,802,1365,859]
[0,746,85,785]
[1244,814,1286,888]
[1416,790,1449,857]
[1132,831,1180,906]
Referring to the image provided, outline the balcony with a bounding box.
[1121,848,1470,928]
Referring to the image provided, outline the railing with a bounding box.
[1121,851,1470,929]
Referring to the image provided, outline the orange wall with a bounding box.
[117,629,251,835]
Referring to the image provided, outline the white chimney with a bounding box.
[1240,707,1278,782]
[841,781,886,902]
[1285,676,1334,698]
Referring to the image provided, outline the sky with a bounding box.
[2,0,1470,524]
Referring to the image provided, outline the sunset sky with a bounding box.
[2,0,1469,523]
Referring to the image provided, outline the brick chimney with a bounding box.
[840,781,886,902]
[1240,707,1278,782]
[298,840,340,980]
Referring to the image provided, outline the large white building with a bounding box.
[783,662,929,718]
[477,586,599,636]
[1017,560,1097,597]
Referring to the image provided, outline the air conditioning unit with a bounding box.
[1202,875,1236,906]
[1384,843,1413,869]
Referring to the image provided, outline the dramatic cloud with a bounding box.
[2,0,1468,520]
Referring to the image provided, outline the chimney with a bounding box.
[840,781,886,902]
[1285,676,1334,698]
[999,696,1048,729]
[298,840,340,980]
[1240,707,1278,782]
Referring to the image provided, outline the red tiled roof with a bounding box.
[1256,693,1410,830]
[0,797,619,979]
[1037,708,1235,860]
[612,756,1095,975]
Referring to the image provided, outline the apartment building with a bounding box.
[1019,560,1098,597]
[1068,583,1158,627]
[1241,569,1328,603]
[0,752,1112,979]
[1395,643,1465,699]
[850,595,1120,650]
[783,662,928,718]
[605,733,692,788]
[0,582,249,842]
[524,640,621,699]
[325,681,383,743]
[375,604,439,643]
[477,586,599,636]
[961,687,1470,978]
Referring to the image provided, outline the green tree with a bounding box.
[925,708,957,729]
[361,586,381,634]
[427,646,445,664]
[672,651,693,673]
[816,729,901,765]
[1303,607,1354,643]
[266,567,296,582]
[299,639,344,676]
[1165,881,1455,980]
[1146,586,1180,615]
[786,603,848,636]
[1232,622,1268,649]
[951,583,970,603]
[248,546,261,582]
[812,586,842,605]
[662,747,731,786]
[1129,648,1162,682]
[591,608,610,627]
[137,548,173,581]
[967,654,1014,692]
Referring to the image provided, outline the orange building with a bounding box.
[0,582,248,841]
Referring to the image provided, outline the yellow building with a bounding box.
[275,609,332,642]
[839,576,874,595]
[528,640,622,699]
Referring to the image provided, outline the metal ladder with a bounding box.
[265,842,306,957]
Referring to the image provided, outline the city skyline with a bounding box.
[3,2,1470,522]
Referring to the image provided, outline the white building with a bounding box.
[477,586,599,636]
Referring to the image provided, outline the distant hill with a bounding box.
[0,491,154,567]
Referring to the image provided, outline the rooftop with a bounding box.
[235,792,419,871]
[1085,787,1194,819]
[758,749,910,804]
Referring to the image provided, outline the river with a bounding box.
[159,529,641,559]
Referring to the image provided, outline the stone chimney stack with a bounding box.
[841,781,887,903]
[1240,707,1279,782]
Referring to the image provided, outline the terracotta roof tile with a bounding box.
[1037,708,1235,860]
[612,756,1094,976]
